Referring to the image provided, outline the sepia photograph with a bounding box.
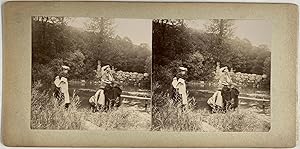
[2,2,298,147]
[31,16,152,131]
[152,19,271,132]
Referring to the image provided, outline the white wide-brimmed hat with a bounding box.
[62,65,70,70]
[222,81,229,86]
[102,65,110,71]
[179,66,188,71]
[220,66,228,72]
[103,80,112,84]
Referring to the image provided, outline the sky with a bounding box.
[68,17,152,48]
[185,19,272,48]
[69,18,271,49]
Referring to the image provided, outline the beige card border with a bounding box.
[2,1,298,147]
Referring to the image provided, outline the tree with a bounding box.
[144,56,152,74]
[183,51,204,80]
[32,17,151,86]
[205,19,235,44]
[152,19,271,93]
[203,19,236,67]
[263,57,271,77]
[85,17,114,39]
[32,16,75,86]
[65,50,86,79]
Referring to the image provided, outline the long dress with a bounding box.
[172,77,178,89]
[59,77,70,104]
[171,77,181,105]
[95,89,105,106]
[89,89,105,107]
[177,78,188,105]
[207,90,223,108]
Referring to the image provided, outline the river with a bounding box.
[69,82,270,116]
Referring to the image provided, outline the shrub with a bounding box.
[31,81,83,130]
[152,94,203,132]
[32,64,55,90]
[205,109,271,132]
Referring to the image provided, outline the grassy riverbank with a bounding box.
[152,94,271,132]
[31,82,151,130]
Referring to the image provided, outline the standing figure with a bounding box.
[101,65,115,111]
[218,66,232,88]
[219,66,235,112]
[101,65,114,84]
[215,62,221,80]
[173,67,188,108]
[54,65,71,109]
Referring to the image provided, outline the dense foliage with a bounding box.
[32,16,151,88]
[153,19,271,91]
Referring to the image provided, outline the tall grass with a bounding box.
[152,92,271,132]
[31,81,83,129]
[205,109,271,132]
[31,81,151,130]
[152,93,203,132]
[84,106,151,131]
